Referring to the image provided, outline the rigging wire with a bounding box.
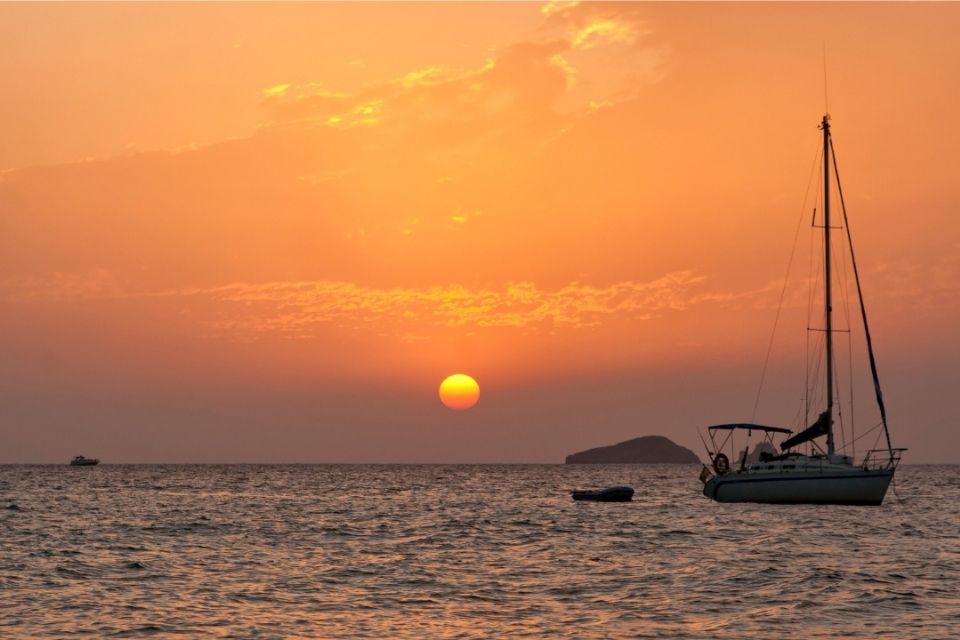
[831,233,850,452]
[835,353,847,453]
[750,143,822,423]
[836,218,858,459]
[848,335,856,459]
[870,424,884,455]
[830,199,858,456]
[846,421,882,447]
[830,136,895,459]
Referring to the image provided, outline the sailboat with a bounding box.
[699,115,905,505]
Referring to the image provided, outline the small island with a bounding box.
[565,435,701,464]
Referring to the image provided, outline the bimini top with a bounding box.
[707,423,793,435]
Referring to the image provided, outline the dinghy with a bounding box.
[571,486,634,502]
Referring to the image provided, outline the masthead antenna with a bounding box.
[822,42,830,117]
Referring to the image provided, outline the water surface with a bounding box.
[1,464,956,638]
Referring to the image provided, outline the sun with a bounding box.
[439,374,480,411]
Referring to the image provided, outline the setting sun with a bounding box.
[439,374,480,411]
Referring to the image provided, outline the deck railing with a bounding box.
[861,448,906,471]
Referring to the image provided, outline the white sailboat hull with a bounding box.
[703,468,893,505]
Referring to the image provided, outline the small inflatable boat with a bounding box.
[571,486,634,502]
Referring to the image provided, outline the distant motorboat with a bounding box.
[571,486,634,502]
[69,456,99,466]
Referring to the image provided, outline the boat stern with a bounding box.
[701,472,720,501]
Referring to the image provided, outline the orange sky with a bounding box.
[1,2,958,463]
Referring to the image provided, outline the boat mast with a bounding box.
[822,114,835,456]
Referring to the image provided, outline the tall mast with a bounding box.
[822,114,835,455]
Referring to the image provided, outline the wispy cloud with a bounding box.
[261,83,291,98]
[0,269,125,302]
[204,271,709,337]
[8,259,952,345]
[0,269,737,340]
[261,39,574,131]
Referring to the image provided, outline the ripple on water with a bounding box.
[0,464,957,638]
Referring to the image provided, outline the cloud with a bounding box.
[0,269,125,302]
[0,268,737,342]
[261,83,291,98]
[869,252,960,312]
[261,39,573,131]
[259,84,349,122]
[8,2,946,363]
[205,271,779,345]
[537,1,666,108]
[540,1,648,42]
[259,4,664,130]
[0,4,674,302]
[571,18,637,50]
[400,66,447,89]
[12,259,943,346]
[201,271,709,338]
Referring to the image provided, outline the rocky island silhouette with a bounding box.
[565,435,701,464]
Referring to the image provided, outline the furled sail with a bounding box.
[780,410,831,451]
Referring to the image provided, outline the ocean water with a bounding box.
[1,464,957,639]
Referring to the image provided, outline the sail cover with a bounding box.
[780,411,831,451]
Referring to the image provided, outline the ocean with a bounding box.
[1,464,957,638]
